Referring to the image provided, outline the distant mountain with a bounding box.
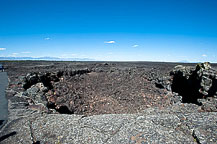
[177,60,209,64]
[0,57,95,61]
[178,60,190,63]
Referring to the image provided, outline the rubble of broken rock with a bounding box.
[0,61,216,143]
[3,61,217,116]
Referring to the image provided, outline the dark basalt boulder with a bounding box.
[22,72,60,90]
[156,62,217,111]
[171,63,217,97]
[155,76,171,91]
[22,73,39,89]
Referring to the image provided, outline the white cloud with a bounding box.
[108,52,113,55]
[202,54,207,57]
[21,51,31,54]
[44,37,51,40]
[12,53,18,55]
[132,45,139,48]
[104,41,115,44]
[0,48,6,51]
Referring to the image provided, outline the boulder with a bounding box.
[22,73,39,89]
[155,62,217,111]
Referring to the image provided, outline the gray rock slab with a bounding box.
[1,111,216,144]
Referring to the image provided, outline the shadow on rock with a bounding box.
[0,131,17,142]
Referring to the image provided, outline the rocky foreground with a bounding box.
[0,61,216,143]
[0,104,216,144]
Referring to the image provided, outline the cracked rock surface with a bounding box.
[0,104,216,144]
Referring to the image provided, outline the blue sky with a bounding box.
[0,0,217,62]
